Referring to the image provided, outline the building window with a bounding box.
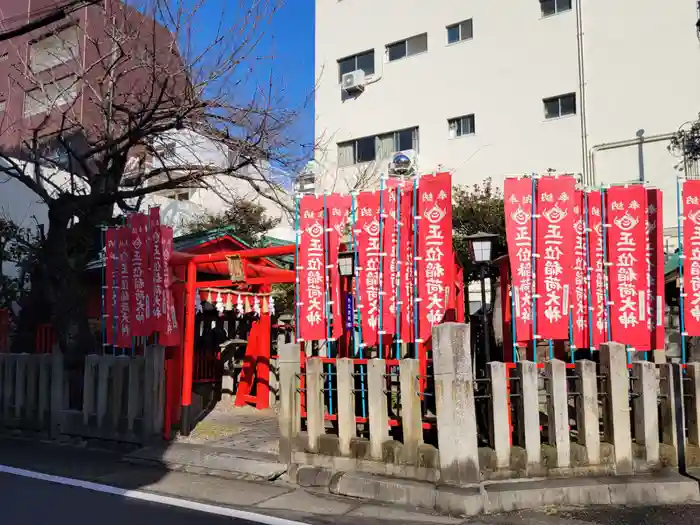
[155,141,177,160]
[543,93,576,119]
[0,53,8,62]
[162,190,190,201]
[540,0,572,17]
[0,100,5,112]
[448,114,476,137]
[338,50,375,82]
[29,26,80,73]
[338,127,419,166]
[23,76,78,117]
[447,19,473,44]
[386,33,428,62]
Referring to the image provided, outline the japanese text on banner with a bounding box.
[400,187,415,343]
[683,181,700,335]
[355,191,382,347]
[572,190,588,349]
[586,191,607,347]
[149,208,166,333]
[117,226,131,347]
[536,175,576,340]
[606,185,648,347]
[504,178,534,343]
[326,195,351,340]
[105,228,117,345]
[129,214,151,336]
[297,196,327,341]
[417,172,453,342]
[382,187,398,335]
[643,189,664,350]
[159,226,180,346]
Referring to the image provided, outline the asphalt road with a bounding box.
[0,470,298,525]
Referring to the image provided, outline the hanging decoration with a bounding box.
[215,292,224,316]
[129,213,151,337]
[683,180,700,335]
[195,288,203,314]
[381,186,398,336]
[269,296,275,316]
[253,295,261,317]
[225,293,233,311]
[149,208,166,333]
[297,195,327,341]
[236,294,244,315]
[355,191,382,346]
[400,185,415,344]
[572,189,588,350]
[116,226,132,348]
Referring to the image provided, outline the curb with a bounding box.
[293,465,700,518]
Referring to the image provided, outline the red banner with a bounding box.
[298,195,327,341]
[129,214,151,336]
[400,186,415,343]
[105,228,117,345]
[382,186,398,336]
[326,194,351,340]
[572,190,588,349]
[159,226,180,347]
[586,191,607,348]
[606,185,648,347]
[646,189,664,349]
[504,177,534,343]
[149,208,166,334]
[116,226,132,347]
[684,181,700,335]
[417,172,453,343]
[355,191,382,347]
[535,175,576,340]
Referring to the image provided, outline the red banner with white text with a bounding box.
[129,214,151,337]
[683,181,700,335]
[586,191,607,348]
[355,191,382,347]
[116,226,132,347]
[381,187,398,336]
[535,175,576,340]
[105,228,117,345]
[417,172,453,343]
[326,194,351,340]
[149,208,166,334]
[400,186,415,343]
[159,226,180,347]
[646,189,664,350]
[298,196,327,341]
[572,190,588,349]
[504,177,534,343]
[606,185,648,348]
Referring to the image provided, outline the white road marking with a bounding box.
[0,464,310,525]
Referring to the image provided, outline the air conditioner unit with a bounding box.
[389,149,417,177]
[341,70,366,94]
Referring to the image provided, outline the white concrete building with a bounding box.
[314,0,700,230]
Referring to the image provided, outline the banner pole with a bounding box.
[677,175,688,364]
[294,194,301,343]
[510,279,518,362]
[395,181,402,360]
[600,188,613,343]
[101,226,106,356]
[351,192,367,418]
[377,177,386,359]
[530,174,538,363]
[412,176,420,359]
[583,190,595,358]
[322,193,334,414]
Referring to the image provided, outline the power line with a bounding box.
[0,0,102,43]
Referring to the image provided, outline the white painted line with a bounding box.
[0,464,310,525]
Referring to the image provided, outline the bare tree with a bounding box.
[0,0,307,356]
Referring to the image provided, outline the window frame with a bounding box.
[446,19,474,45]
[337,127,419,167]
[386,33,428,63]
[448,114,476,138]
[23,75,79,117]
[540,0,573,17]
[337,49,375,83]
[543,93,577,120]
[29,25,81,73]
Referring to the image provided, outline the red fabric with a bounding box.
[355,191,382,347]
[297,195,327,341]
[504,177,534,343]
[160,226,181,347]
[683,181,700,335]
[648,189,665,349]
[326,194,351,340]
[572,190,588,349]
[149,208,166,334]
[116,226,132,347]
[587,191,607,347]
[129,214,151,336]
[417,172,453,343]
[105,228,117,345]
[535,175,576,340]
[606,185,648,348]
[400,186,415,343]
[381,187,398,335]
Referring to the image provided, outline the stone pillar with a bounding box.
[433,323,480,485]
[126,358,143,434]
[546,359,570,468]
[400,358,423,464]
[142,345,165,440]
[575,359,600,465]
[305,357,325,454]
[514,360,540,467]
[659,364,681,460]
[83,354,100,425]
[111,357,130,429]
[49,351,64,438]
[488,361,510,470]
[687,363,700,447]
[25,356,38,422]
[3,354,14,419]
[278,342,301,463]
[367,358,389,460]
[96,355,115,430]
[37,354,51,426]
[14,353,29,419]
[599,342,632,474]
[631,361,659,464]
[336,358,356,456]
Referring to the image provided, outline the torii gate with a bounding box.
[169,244,295,436]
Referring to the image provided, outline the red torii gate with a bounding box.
[169,244,295,436]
